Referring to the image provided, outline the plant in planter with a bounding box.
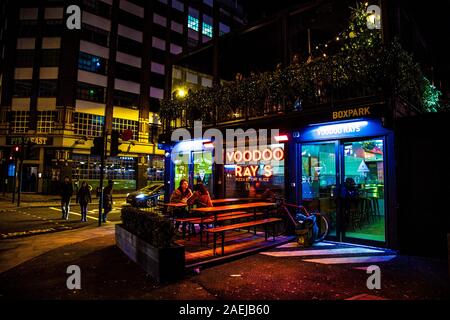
[116,207,185,283]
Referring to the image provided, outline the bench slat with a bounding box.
[190,212,263,224]
[206,218,282,233]
[175,211,248,223]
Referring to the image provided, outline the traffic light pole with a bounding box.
[98,126,106,227]
[16,141,25,207]
[11,158,17,204]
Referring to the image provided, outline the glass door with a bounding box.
[301,142,338,238]
[341,138,386,243]
[192,151,213,194]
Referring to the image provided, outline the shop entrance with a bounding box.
[300,137,386,245]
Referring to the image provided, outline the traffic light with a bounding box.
[90,137,104,156]
[110,130,121,157]
[12,145,22,159]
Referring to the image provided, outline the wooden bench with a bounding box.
[205,218,282,256]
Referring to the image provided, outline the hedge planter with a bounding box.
[115,224,185,283]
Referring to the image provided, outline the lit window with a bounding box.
[113,118,138,140]
[74,112,104,137]
[11,111,29,133]
[78,52,106,74]
[202,22,213,37]
[187,15,199,31]
[37,111,56,133]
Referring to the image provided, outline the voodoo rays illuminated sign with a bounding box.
[226,147,284,180]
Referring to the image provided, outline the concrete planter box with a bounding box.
[115,224,185,283]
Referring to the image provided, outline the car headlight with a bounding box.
[136,194,146,199]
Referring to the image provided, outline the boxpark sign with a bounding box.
[332,106,372,120]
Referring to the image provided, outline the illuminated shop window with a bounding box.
[187,15,199,31]
[72,154,137,190]
[202,22,213,37]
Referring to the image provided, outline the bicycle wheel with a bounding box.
[315,214,329,242]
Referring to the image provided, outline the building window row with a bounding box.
[72,154,136,183]
[112,118,138,140]
[37,111,56,133]
[15,49,59,67]
[41,49,60,67]
[13,80,58,97]
[78,52,107,74]
[16,50,35,67]
[11,111,29,133]
[117,36,142,57]
[74,112,104,137]
[13,80,33,97]
[115,63,141,83]
[76,82,105,103]
[113,90,139,108]
[83,0,112,18]
[39,80,58,97]
[81,23,110,47]
[187,15,199,31]
[202,22,213,37]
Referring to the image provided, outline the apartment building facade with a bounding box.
[0,0,244,193]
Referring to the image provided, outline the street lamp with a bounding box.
[173,87,188,99]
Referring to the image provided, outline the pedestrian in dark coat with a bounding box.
[102,179,114,222]
[76,181,91,222]
[60,176,74,220]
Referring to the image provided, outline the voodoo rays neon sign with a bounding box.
[226,147,284,179]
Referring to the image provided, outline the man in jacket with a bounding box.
[102,179,114,222]
[60,176,74,220]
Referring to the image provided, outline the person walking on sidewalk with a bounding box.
[102,179,114,222]
[60,176,74,220]
[76,181,91,222]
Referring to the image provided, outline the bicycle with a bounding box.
[272,196,329,245]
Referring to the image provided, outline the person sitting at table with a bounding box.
[170,179,193,232]
[187,180,213,235]
[188,182,213,208]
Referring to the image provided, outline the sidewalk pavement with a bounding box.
[0,193,128,209]
[0,223,117,274]
[0,223,449,300]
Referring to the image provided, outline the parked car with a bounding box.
[126,184,164,207]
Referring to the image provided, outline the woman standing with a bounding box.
[76,181,92,222]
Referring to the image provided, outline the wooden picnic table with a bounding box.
[162,202,187,207]
[161,198,256,207]
[191,202,275,213]
[191,202,276,225]
[192,202,277,250]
